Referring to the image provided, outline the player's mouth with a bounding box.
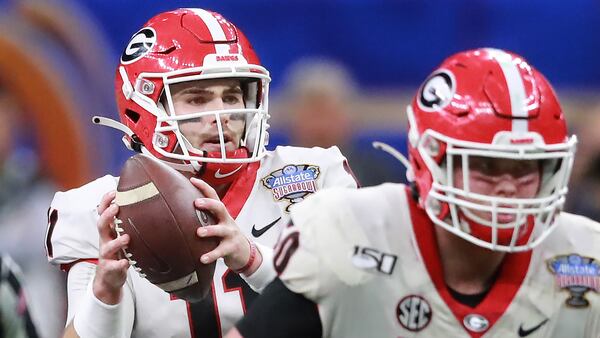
[201,134,235,152]
[497,213,516,223]
[496,204,518,223]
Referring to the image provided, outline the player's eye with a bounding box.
[470,171,497,185]
[187,95,209,105]
[517,176,536,186]
[469,157,495,175]
[223,94,242,105]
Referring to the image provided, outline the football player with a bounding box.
[45,8,358,338]
[229,49,600,337]
[0,254,39,338]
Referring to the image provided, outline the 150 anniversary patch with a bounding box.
[262,164,320,211]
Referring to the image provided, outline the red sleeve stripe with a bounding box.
[60,258,99,272]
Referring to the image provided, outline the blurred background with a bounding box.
[0,0,599,336]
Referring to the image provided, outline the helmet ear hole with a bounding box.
[125,109,140,123]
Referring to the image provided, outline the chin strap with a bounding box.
[92,115,196,173]
[92,115,139,151]
[372,141,415,182]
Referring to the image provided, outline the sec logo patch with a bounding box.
[396,295,432,332]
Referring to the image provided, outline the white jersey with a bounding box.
[279,183,600,338]
[46,146,357,338]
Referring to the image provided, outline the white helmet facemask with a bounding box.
[418,129,577,252]
[122,55,271,170]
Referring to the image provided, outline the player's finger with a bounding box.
[97,204,119,242]
[197,224,233,239]
[97,190,117,215]
[100,258,130,273]
[200,242,232,264]
[98,259,130,287]
[194,198,231,222]
[99,234,130,259]
[190,177,219,200]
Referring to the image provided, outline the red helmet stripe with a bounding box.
[487,48,529,133]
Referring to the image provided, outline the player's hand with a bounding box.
[93,190,130,305]
[191,177,261,273]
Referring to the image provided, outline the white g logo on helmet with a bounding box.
[121,27,156,64]
[417,70,455,112]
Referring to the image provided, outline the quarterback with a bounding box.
[231,49,600,337]
[45,8,357,338]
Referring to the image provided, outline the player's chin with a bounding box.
[224,142,239,152]
[471,227,518,247]
[468,213,529,247]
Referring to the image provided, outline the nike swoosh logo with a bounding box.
[251,217,281,237]
[518,318,548,337]
[214,165,243,179]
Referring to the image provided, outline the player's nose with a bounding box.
[493,175,518,198]
[205,97,226,112]
[205,100,231,125]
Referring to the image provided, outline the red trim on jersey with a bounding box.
[406,188,532,338]
[186,301,197,338]
[59,258,98,272]
[210,281,223,338]
[342,159,361,188]
[222,269,248,313]
[222,161,260,219]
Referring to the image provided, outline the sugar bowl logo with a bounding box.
[262,164,320,211]
[547,254,600,307]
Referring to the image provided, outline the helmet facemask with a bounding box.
[417,128,577,252]
[121,58,271,172]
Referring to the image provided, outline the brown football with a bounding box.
[114,154,218,302]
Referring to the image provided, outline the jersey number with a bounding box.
[187,269,258,338]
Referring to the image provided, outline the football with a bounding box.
[114,154,218,302]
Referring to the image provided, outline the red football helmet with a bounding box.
[406,48,576,252]
[100,8,271,183]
